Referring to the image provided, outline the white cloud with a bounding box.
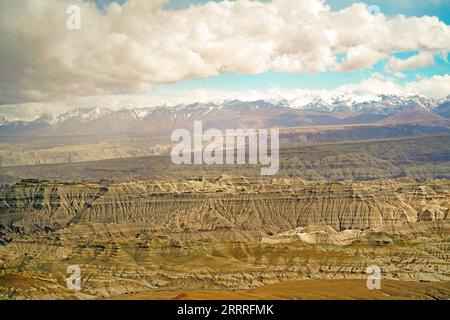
[0,0,449,104]
[339,45,388,71]
[405,74,450,98]
[335,74,450,98]
[386,52,435,71]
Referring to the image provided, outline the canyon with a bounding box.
[0,122,448,300]
[0,176,448,299]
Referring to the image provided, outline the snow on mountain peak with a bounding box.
[0,94,448,128]
[49,106,113,125]
[285,94,443,113]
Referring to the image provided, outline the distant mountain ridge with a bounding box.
[0,95,449,137]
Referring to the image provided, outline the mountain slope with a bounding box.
[435,102,450,118]
[0,95,448,137]
[381,108,448,124]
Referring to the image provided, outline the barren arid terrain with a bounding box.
[0,154,449,299]
[1,0,450,305]
[110,280,450,300]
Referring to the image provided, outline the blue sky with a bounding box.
[164,0,450,24]
[91,0,450,96]
[94,0,450,23]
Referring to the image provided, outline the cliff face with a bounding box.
[2,135,450,187]
[0,225,449,299]
[0,177,449,299]
[1,177,448,241]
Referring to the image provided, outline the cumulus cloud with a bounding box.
[339,46,388,71]
[338,74,450,98]
[0,0,449,104]
[404,74,450,98]
[386,52,435,71]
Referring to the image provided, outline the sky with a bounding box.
[156,0,450,97]
[0,0,449,117]
[165,0,450,23]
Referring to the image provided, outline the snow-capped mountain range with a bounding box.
[0,94,448,136]
[287,94,445,113]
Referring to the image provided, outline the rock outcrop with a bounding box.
[0,177,448,299]
[1,178,448,241]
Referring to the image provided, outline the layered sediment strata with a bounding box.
[0,177,448,299]
[0,177,448,241]
[0,231,449,299]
